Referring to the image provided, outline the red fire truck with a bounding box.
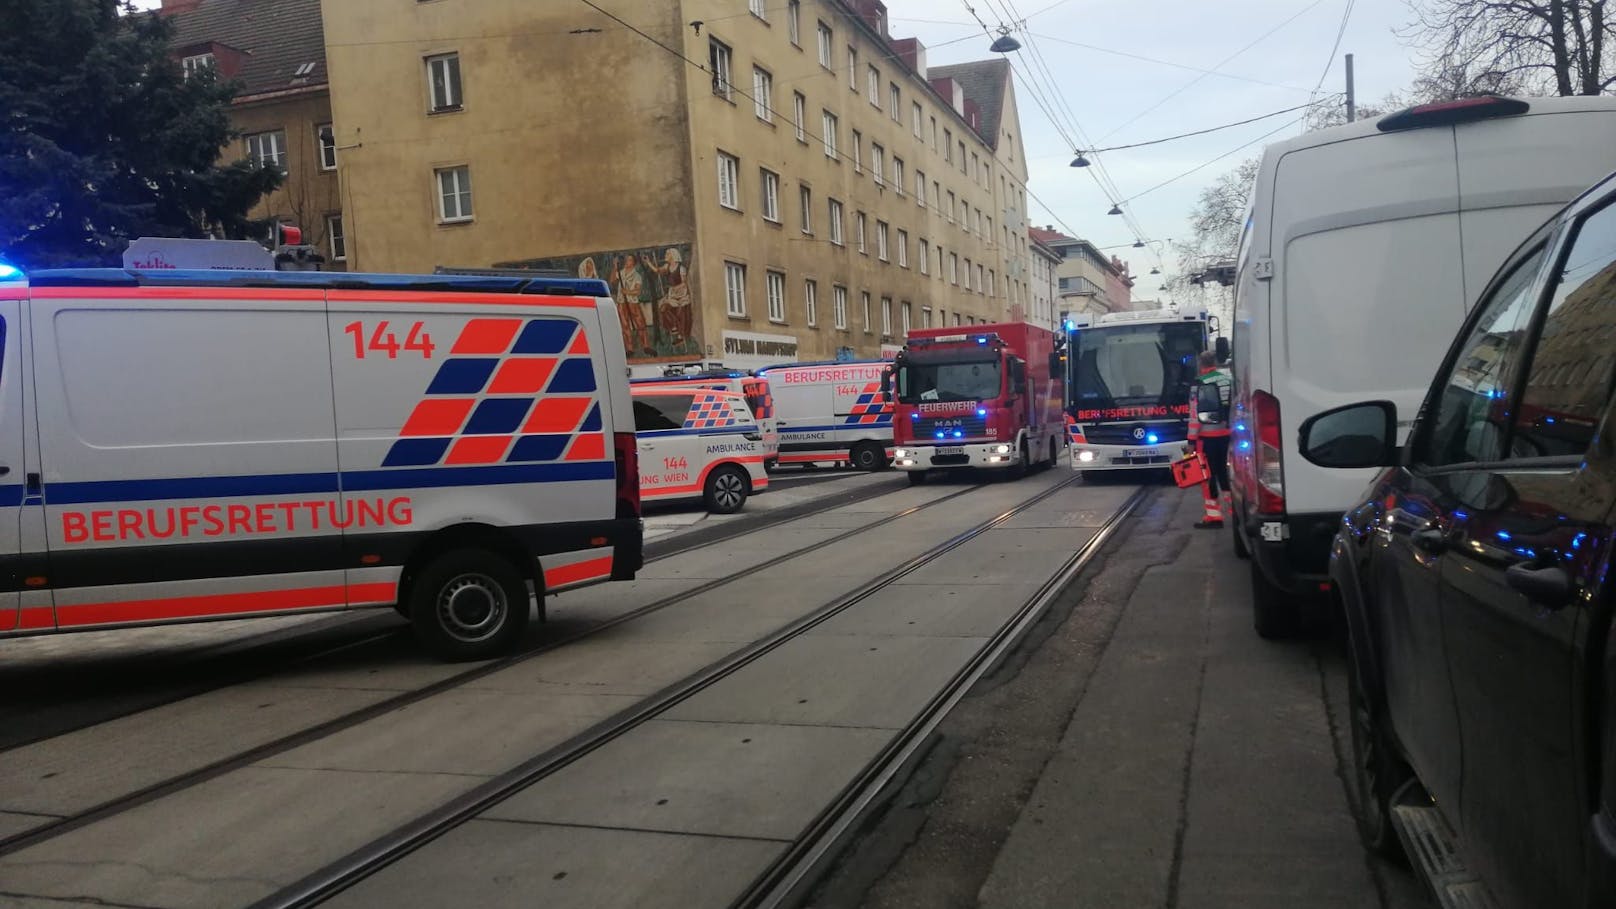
[884,322,1065,484]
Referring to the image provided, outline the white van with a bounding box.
[1229,95,1616,636]
[631,387,769,513]
[0,266,643,660]
[756,360,893,471]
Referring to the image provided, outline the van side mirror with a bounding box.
[1298,401,1399,469]
[1214,336,1231,365]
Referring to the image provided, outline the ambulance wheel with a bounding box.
[851,442,886,472]
[408,549,530,661]
[907,470,929,486]
[704,465,750,514]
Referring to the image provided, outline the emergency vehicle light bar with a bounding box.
[25,268,613,299]
[906,332,1004,348]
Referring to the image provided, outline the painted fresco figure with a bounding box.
[657,247,693,352]
[610,254,652,356]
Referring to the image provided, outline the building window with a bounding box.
[848,46,858,90]
[930,115,938,149]
[852,129,862,172]
[932,181,940,208]
[958,197,967,224]
[725,262,747,317]
[922,305,933,328]
[987,268,995,296]
[944,129,952,162]
[915,170,926,206]
[977,263,986,293]
[749,0,767,20]
[761,169,780,222]
[793,92,806,141]
[709,39,733,99]
[890,83,901,120]
[867,65,880,107]
[919,238,930,274]
[974,208,983,236]
[326,214,346,262]
[901,301,912,334]
[986,215,993,242]
[953,313,962,327]
[799,184,813,233]
[182,53,215,78]
[861,291,872,332]
[972,152,979,180]
[822,110,838,158]
[912,102,923,138]
[817,22,832,67]
[767,271,786,322]
[752,67,773,121]
[435,165,473,222]
[871,144,884,185]
[426,53,463,112]
[892,157,905,196]
[937,245,944,277]
[882,297,893,336]
[948,252,958,285]
[788,0,801,44]
[717,151,740,209]
[897,229,909,267]
[855,211,867,253]
[834,285,848,329]
[828,198,844,245]
[316,123,337,170]
[805,279,818,326]
[965,257,973,290]
[877,220,889,261]
[245,129,286,171]
[946,191,955,222]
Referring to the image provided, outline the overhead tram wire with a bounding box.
[1095,0,1333,143]
[1028,33,1317,92]
[1077,99,1335,154]
[1305,0,1357,128]
[1118,114,1308,207]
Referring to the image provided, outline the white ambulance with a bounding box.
[630,372,779,469]
[755,360,893,471]
[0,265,642,660]
[631,387,768,513]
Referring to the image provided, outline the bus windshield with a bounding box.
[897,359,1001,404]
[1071,322,1204,417]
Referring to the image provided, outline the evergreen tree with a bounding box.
[0,0,282,267]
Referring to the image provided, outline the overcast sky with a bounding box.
[134,0,1424,284]
[883,0,1421,283]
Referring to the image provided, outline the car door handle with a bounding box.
[1505,563,1573,609]
[1411,528,1447,554]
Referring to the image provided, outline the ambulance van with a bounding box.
[630,371,779,469]
[0,266,643,660]
[756,360,893,471]
[631,387,769,513]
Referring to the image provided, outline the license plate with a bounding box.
[1123,448,1157,458]
[936,446,965,456]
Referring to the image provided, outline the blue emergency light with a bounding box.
[935,430,945,439]
[953,430,964,438]
[0,262,21,280]
[1146,432,1159,444]
[976,407,987,417]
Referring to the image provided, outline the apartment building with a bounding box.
[163,0,347,268]
[318,0,1030,372]
[1028,229,1060,330]
[1030,226,1134,315]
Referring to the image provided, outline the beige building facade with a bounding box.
[1030,227,1134,316]
[319,0,1030,372]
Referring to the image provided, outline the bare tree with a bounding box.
[1406,0,1616,96]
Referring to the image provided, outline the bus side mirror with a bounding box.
[1215,336,1231,364]
[1048,351,1063,375]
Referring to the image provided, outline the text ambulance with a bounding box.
[0,267,643,660]
[630,371,779,469]
[631,388,768,513]
[755,360,893,471]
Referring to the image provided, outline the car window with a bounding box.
[1416,245,1546,468]
[633,395,688,431]
[1509,202,1616,460]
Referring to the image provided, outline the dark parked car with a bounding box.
[1304,172,1616,908]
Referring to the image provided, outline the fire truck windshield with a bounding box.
[1071,322,1203,417]
[897,359,1001,404]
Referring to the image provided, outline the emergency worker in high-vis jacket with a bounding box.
[1186,350,1233,528]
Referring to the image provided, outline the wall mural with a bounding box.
[496,244,702,362]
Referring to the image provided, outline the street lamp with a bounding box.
[989,27,1021,53]
[1107,204,1123,216]
[1069,154,1091,167]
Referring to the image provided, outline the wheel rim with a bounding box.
[436,573,508,644]
[855,448,875,468]
[1350,678,1384,831]
[714,471,746,509]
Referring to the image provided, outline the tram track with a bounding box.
[249,473,1115,909]
[0,474,983,858]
